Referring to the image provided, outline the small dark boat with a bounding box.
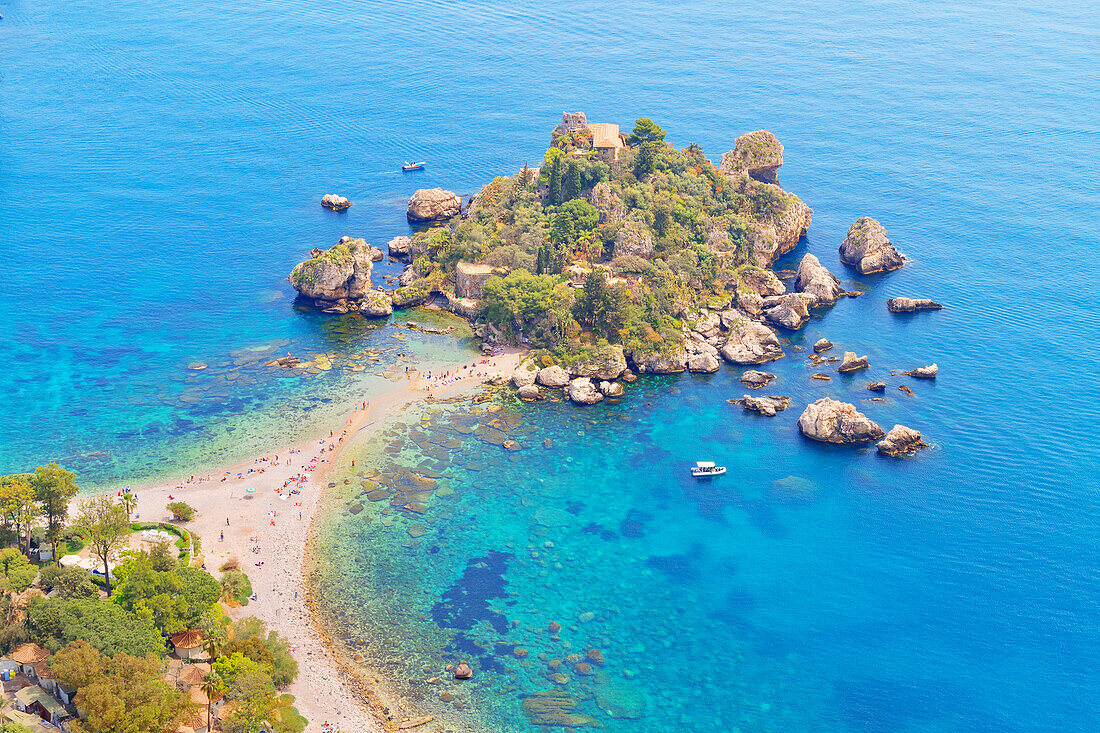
[402,161,426,171]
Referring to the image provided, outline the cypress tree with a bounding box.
[548,156,563,205]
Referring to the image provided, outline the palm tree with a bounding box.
[120,493,137,524]
[201,670,224,727]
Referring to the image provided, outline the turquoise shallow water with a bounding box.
[3,0,1100,730]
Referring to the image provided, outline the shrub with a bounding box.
[166,501,195,522]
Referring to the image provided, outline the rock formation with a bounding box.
[877,424,927,456]
[289,239,374,302]
[321,193,351,211]
[866,381,886,392]
[813,338,833,353]
[566,378,603,405]
[536,366,570,388]
[359,290,393,317]
[719,314,784,364]
[369,246,385,262]
[739,370,777,388]
[511,360,539,388]
[388,236,414,260]
[887,297,943,313]
[568,345,627,380]
[407,188,462,222]
[687,352,720,373]
[613,214,654,259]
[795,254,845,306]
[517,385,540,401]
[631,349,688,374]
[839,217,904,274]
[797,398,885,444]
[837,351,869,372]
[599,381,624,397]
[733,394,791,416]
[905,364,938,379]
[761,293,810,330]
[720,130,784,184]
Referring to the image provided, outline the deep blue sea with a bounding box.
[3,0,1100,730]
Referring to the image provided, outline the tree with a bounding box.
[201,671,225,729]
[75,495,130,596]
[31,463,80,565]
[50,639,106,689]
[69,652,190,733]
[27,597,165,657]
[120,493,137,523]
[634,142,658,179]
[113,551,221,635]
[228,617,298,688]
[38,565,98,599]
[547,154,564,206]
[572,270,633,339]
[627,118,667,146]
[0,476,36,553]
[0,548,37,593]
[223,666,277,733]
[166,501,195,522]
[550,198,600,253]
[562,160,583,202]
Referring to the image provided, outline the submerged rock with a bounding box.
[795,253,845,306]
[595,679,647,720]
[877,424,927,455]
[566,378,603,405]
[454,662,473,680]
[739,370,777,388]
[320,193,351,211]
[887,297,943,313]
[797,397,885,444]
[905,363,939,379]
[837,351,869,372]
[840,217,905,274]
[407,188,462,222]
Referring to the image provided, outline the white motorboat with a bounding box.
[690,461,726,477]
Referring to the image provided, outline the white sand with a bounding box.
[92,349,523,732]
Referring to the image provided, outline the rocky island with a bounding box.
[288,113,934,448]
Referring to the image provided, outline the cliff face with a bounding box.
[720,130,785,184]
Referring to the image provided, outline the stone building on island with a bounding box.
[552,111,627,162]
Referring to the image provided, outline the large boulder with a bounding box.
[289,239,374,301]
[687,352,720,373]
[887,297,943,313]
[536,366,570,388]
[795,254,845,307]
[612,213,654,259]
[566,378,604,405]
[388,236,414,260]
[813,338,834,353]
[568,345,627,380]
[720,130,784,184]
[734,265,786,298]
[719,314,784,364]
[599,381,624,397]
[877,425,927,456]
[797,398,885,444]
[511,360,540,388]
[407,188,462,222]
[840,218,905,274]
[360,290,393,317]
[837,351,869,372]
[761,293,810,330]
[369,246,385,262]
[321,193,351,211]
[733,394,791,417]
[517,384,541,401]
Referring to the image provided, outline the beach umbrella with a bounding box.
[245,487,256,499]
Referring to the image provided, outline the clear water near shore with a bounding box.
[4,0,1100,730]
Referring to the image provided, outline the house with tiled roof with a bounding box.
[169,629,207,660]
[13,685,69,727]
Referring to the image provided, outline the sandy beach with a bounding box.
[106,349,523,732]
